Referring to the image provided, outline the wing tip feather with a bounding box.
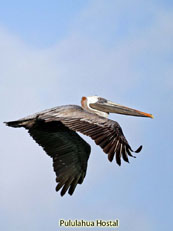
[135,145,143,153]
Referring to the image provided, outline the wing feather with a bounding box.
[38,107,142,166]
[28,120,91,196]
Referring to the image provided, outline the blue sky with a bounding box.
[0,1,173,231]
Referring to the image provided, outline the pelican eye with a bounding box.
[98,97,107,103]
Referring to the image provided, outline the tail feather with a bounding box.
[4,119,35,128]
[4,120,25,128]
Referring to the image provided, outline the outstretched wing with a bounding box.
[39,106,142,166]
[28,119,91,196]
[60,118,142,166]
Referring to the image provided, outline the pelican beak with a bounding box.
[90,100,153,118]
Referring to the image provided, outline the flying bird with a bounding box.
[5,96,153,196]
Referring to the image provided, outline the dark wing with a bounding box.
[28,119,91,196]
[60,118,142,166]
[39,107,142,166]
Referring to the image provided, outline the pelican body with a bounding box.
[5,96,153,196]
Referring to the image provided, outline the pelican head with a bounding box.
[81,96,153,118]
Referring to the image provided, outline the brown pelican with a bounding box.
[5,96,153,196]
